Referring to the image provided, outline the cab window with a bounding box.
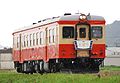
[63,26,74,38]
[91,26,102,38]
[79,28,86,38]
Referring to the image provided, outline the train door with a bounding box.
[19,34,22,62]
[74,25,92,57]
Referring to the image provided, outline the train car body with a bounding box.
[12,13,106,73]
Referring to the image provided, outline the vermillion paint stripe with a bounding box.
[57,20,105,25]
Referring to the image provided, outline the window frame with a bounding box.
[33,33,35,46]
[62,26,74,39]
[49,29,53,43]
[26,35,28,47]
[17,37,19,48]
[29,34,32,46]
[91,26,103,38]
[52,28,56,43]
[36,32,39,45]
[23,35,26,47]
[79,28,86,38]
[40,31,44,45]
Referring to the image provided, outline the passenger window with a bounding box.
[17,37,19,48]
[49,29,53,43]
[33,33,35,46]
[91,26,102,38]
[79,28,86,38]
[53,28,56,43]
[40,32,44,45]
[26,35,28,47]
[36,32,39,45]
[30,34,32,46]
[23,35,26,47]
[63,26,74,38]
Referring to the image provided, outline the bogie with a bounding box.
[14,58,103,74]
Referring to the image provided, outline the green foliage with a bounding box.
[0,66,120,83]
[100,66,120,71]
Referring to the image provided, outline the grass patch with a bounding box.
[100,66,120,71]
[0,66,120,83]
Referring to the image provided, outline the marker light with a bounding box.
[79,14,87,20]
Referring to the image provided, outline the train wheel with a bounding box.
[89,62,100,72]
[38,61,44,74]
[16,65,22,73]
[23,62,27,74]
[14,62,22,73]
[29,61,34,74]
[43,62,50,72]
[50,64,57,73]
[34,64,39,73]
[91,65,99,73]
[21,63,24,73]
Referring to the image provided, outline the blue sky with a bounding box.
[0,0,120,47]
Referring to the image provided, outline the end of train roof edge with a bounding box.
[12,13,105,35]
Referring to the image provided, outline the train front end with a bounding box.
[58,14,106,71]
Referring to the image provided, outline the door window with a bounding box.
[79,28,86,38]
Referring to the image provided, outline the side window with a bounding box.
[40,32,44,45]
[17,37,19,48]
[42,32,44,44]
[49,29,53,43]
[49,30,50,43]
[53,28,56,43]
[23,35,26,47]
[91,26,102,38]
[33,33,35,46]
[63,26,74,38]
[36,32,39,45]
[30,34,32,46]
[40,32,41,45]
[26,35,28,47]
[79,28,86,38]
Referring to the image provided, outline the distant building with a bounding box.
[0,48,14,69]
[0,48,12,53]
[104,47,120,66]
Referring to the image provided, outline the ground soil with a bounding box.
[96,70,120,78]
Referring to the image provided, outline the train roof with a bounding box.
[59,14,105,21]
[13,14,105,34]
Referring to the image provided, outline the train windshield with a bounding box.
[79,28,86,38]
[63,26,74,38]
[91,26,102,38]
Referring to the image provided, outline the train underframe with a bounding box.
[14,58,104,74]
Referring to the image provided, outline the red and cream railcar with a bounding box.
[13,13,106,73]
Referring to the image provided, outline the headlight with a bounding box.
[79,14,87,20]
